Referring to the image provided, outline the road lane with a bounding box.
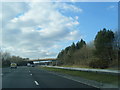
[30,67,95,88]
[2,66,99,88]
[2,67,39,88]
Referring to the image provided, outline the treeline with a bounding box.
[1,52,28,67]
[57,28,120,69]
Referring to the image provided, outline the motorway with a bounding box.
[2,66,99,88]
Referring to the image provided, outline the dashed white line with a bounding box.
[29,71,30,72]
[34,81,39,85]
[30,74,32,75]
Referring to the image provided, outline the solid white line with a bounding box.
[34,81,39,85]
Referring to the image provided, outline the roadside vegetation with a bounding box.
[40,66,118,86]
[0,28,119,69]
[1,52,28,67]
[57,28,120,69]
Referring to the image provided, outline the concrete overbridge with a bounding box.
[27,58,58,66]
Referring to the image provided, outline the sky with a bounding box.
[1,1,118,59]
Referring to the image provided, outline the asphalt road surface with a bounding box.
[2,66,99,88]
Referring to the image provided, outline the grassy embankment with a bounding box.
[39,66,118,86]
[60,65,119,70]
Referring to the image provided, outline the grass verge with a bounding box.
[39,66,118,86]
[61,65,119,70]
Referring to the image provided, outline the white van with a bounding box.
[10,63,17,69]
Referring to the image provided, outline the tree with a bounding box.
[113,30,120,50]
[112,30,120,68]
[10,56,27,66]
[57,39,86,65]
[76,39,86,49]
[94,28,115,68]
[73,45,95,66]
[2,52,11,61]
[69,42,76,53]
[2,52,11,67]
[57,50,65,65]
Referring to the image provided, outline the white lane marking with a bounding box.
[30,74,32,75]
[34,81,39,85]
[29,71,30,72]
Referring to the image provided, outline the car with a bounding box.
[27,63,31,67]
[27,63,35,67]
[10,63,17,69]
[31,64,35,67]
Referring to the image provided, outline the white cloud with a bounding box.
[59,3,83,12]
[107,5,117,10]
[109,5,115,9]
[75,16,79,20]
[2,0,119,2]
[2,2,28,25]
[66,21,79,27]
[2,2,82,59]
[0,3,2,47]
